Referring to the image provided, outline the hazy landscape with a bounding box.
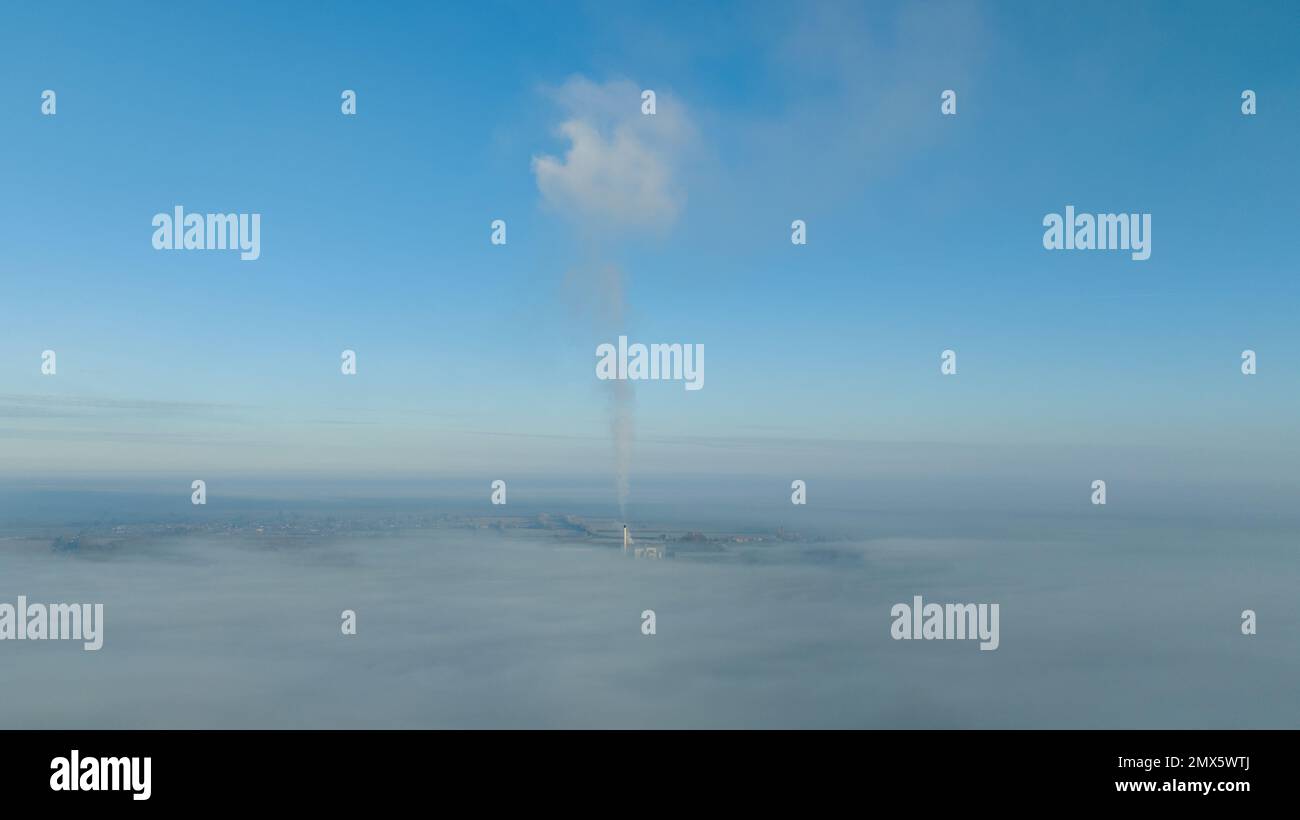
[2,477,1295,729]
[4,0,1298,732]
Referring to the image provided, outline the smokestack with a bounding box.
[623,524,630,553]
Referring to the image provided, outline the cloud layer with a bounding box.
[532,77,694,232]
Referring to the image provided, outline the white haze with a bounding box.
[1,507,1296,728]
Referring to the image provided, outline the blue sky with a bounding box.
[0,1,1297,494]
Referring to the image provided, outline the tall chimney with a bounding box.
[623,524,630,553]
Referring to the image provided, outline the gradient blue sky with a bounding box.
[1,1,1297,492]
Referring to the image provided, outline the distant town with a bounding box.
[6,510,818,561]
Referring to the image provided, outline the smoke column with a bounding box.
[565,261,634,518]
[609,377,633,518]
[533,77,694,520]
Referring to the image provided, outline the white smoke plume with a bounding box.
[532,77,694,232]
[608,378,634,519]
[563,261,635,518]
[535,77,693,519]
